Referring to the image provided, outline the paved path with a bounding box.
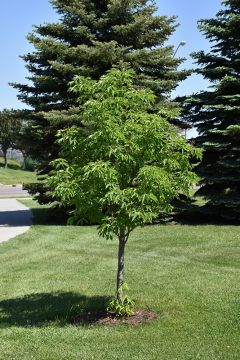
[0,185,30,198]
[0,199,32,244]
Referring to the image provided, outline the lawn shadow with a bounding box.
[30,206,68,226]
[174,208,240,226]
[0,292,110,328]
[30,206,98,226]
[0,163,21,170]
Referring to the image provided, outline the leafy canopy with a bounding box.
[48,69,201,239]
[0,109,21,153]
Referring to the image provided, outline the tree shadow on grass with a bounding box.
[0,292,110,328]
[30,206,98,226]
[30,207,68,226]
[0,163,21,170]
[174,208,240,226]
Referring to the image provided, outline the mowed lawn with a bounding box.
[0,201,239,359]
[0,158,36,185]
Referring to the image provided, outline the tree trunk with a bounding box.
[22,154,27,170]
[3,150,7,168]
[116,232,127,304]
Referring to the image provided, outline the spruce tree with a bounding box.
[12,0,189,201]
[182,0,240,221]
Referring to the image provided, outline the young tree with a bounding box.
[0,109,21,168]
[48,69,200,304]
[181,0,240,221]
[11,0,189,201]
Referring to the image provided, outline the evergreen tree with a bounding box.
[181,0,240,221]
[12,0,189,201]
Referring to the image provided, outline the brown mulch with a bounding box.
[70,310,158,326]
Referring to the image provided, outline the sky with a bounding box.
[0,0,222,111]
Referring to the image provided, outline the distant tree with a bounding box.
[48,69,200,305]
[0,109,21,168]
[13,111,39,170]
[180,0,240,221]
[11,0,189,202]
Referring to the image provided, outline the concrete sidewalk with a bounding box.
[0,199,32,244]
[0,185,30,198]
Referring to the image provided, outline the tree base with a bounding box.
[70,309,157,326]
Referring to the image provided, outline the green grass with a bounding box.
[0,158,36,185]
[0,200,239,359]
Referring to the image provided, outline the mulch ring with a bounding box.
[70,310,157,326]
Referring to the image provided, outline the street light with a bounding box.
[172,41,187,138]
[173,40,187,57]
